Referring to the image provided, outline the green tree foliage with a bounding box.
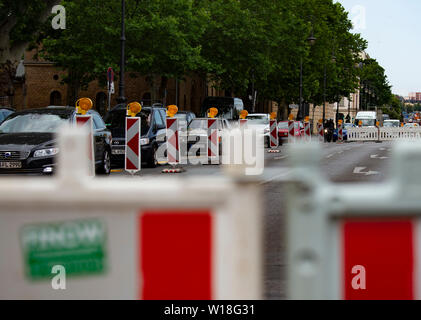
[2,0,394,111]
[0,0,61,64]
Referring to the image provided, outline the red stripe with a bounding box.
[343,219,414,300]
[167,118,177,129]
[127,132,140,155]
[140,212,212,300]
[126,157,137,170]
[126,117,138,131]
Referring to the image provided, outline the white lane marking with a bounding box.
[326,154,335,159]
[260,169,292,185]
[370,154,389,160]
[353,167,379,176]
[274,156,288,160]
[379,148,386,151]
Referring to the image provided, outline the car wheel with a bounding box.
[97,149,111,175]
[146,144,158,168]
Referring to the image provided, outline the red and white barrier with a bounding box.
[338,123,344,143]
[317,122,324,142]
[270,120,279,148]
[287,142,421,300]
[304,121,311,142]
[208,119,219,164]
[239,119,248,128]
[288,120,295,144]
[0,126,262,300]
[166,118,180,166]
[75,115,95,175]
[125,117,141,174]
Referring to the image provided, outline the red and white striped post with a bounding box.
[338,120,344,143]
[163,105,183,174]
[304,116,311,142]
[288,114,295,144]
[125,102,142,175]
[317,120,324,143]
[268,112,280,153]
[208,118,219,164]
[75,98,95,176]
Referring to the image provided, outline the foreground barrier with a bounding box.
[286,141,421,300]
[0,126,262,299]
[348,127,421,142]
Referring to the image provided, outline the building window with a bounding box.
[50,91,62,106]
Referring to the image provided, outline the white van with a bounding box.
[355,111,377,127]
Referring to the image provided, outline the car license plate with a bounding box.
[112,149,125,155]
[0,161,22,169]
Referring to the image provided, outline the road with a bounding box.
[112,141,394,299]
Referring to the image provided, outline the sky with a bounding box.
[337,0,420,97]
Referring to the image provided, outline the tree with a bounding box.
[0,0,61,64]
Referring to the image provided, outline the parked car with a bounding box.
[0,108,15,124]
[187,118,231,155]
[104,104,167,168]
[246,114,270,147]
[383,120,400,128]
[277,121,304,144]
[173,111,196,131]
[0,107,112,175]
[200,97,244,121]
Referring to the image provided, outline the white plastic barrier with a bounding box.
[348,127,421,142]
[0,126,262,300]
[286,141,421,300]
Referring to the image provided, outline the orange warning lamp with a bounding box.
[376,121,380,127]
[401,123,404,127]
[304,116,310,123]
[127,102,142,117]
[240,110,249,120]
[167,105,178,118]
[270,112,277,120]
[338,119,343,125]
[208,108,218,119]
[288,114,294,121]
[358,120,363,127]
[76,98,93,115]
[318,119,323,124]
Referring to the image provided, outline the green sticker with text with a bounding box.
[21,218,108,280]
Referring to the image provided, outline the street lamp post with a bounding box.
[298,32,316,121]
[117,0,127,104]
[322,52,336,126]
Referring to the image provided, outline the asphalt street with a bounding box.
[112,140,394,299]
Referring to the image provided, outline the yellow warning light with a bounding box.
[358,120,363,127]
[288,114,294,121]
[270,112,277,120]
[376,121,380,127]
[304,116,310,123]
[401,123,404,127]
[208,108,218,119]
[318,119,323,124]
[167,105,178,118]
[127,102,142,117]
[240,110,249,120]
[76,98,93,115]
[338,119,343,125]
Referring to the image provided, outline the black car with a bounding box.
[0,107,112,175]
[104,104,167,168]
[0,108,15,123]
[173,111,196,131]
